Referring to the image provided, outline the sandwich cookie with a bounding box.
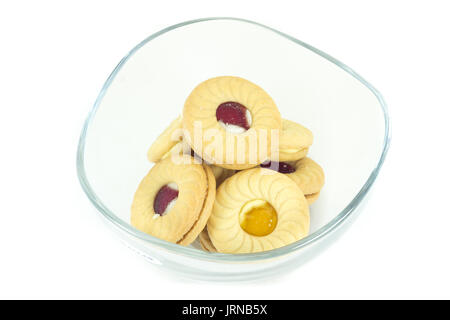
[183,76,282,170]
[147,116,184,162]
[207,168,310,253]
[277,119,313,161]
[198,227,217,252]
[260,157,325,204]
[131,156,215,245]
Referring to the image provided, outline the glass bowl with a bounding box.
[77,17,390,281]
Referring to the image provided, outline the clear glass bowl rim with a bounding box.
[76,17,391,262]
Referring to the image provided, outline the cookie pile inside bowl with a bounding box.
[131,76,325,254]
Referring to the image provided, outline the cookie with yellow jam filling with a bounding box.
[207,168,309,253]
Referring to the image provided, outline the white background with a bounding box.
[1,0,449,299]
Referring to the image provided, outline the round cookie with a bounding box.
[277,119,313,162]
[260,157,325,204]
[285,157,324,200]
[182,76,282,170]
[178,163,216,245]
[198,227,217,252]
[207,168,310,254]
[131,156,215,245]
[147,116,183,162]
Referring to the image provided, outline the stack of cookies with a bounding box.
[131,76,324,254]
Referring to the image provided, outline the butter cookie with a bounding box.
[207,168,310,253]
[183,76,282,170]
[131,156,215,245]
[198,227,217,253]
[277,119,313,161]
[261,157,325,204]
[147,116,184,162]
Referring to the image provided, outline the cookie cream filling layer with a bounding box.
[239,199,278,237]
[153,183,179,217]
[279,148,305,153]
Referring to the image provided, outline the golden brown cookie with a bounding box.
[286,158,324,199]
[260,157,325,204]
[277,119,313,161]
[207,168,310,254]
[305,191,320,205]
[183,76,282,170]
[131,156,215,245]
[178,164,215,245]
[147,116,183,162]
[198,227,217,252]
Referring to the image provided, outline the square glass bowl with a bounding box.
[77,18,390,281]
